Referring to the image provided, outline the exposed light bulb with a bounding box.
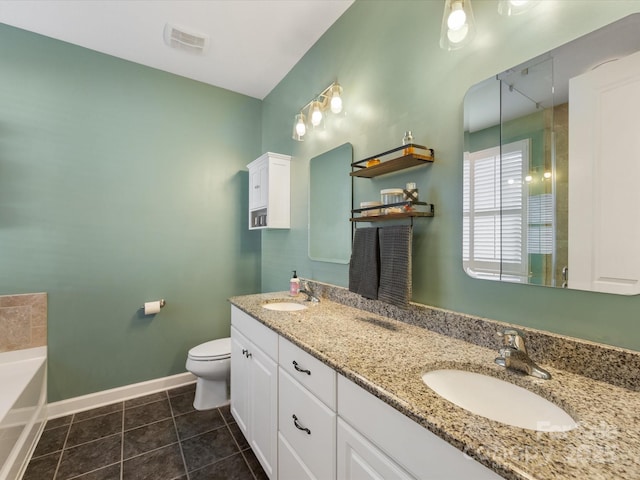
[311,102,323,127]
[543,171,552,179]
[447,1,467,30]
[330,93,342,114]
[525,175,533,183]
[510,0,528,6]
[440,0,475,50]
[296,117,306,137]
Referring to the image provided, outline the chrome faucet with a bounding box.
[494,329,551,380]
[299,282,320,303]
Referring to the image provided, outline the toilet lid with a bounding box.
[188,338,231,360]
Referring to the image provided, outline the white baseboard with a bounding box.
[47,372,197,419]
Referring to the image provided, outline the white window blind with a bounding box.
[463,140,529,281]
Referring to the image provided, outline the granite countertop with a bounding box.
[229,291,640,480]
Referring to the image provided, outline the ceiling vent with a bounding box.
[163,23,210,55]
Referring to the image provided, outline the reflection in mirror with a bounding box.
[309,143,353,264]
[463,14,640,294]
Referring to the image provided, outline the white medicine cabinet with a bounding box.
[248,152,291,230]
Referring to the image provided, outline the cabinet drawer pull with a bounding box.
[292,414,311,435]
[292,360,311,375]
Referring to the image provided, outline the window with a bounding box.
[463,140,529,281]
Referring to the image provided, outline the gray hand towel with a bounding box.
[349,227,380,299]
[378,225,412,307]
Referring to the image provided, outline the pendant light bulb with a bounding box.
[292,113,306,141]
[447,1,466,30]
[330,83,343,114]
[311,101,323,127]
[440,0,476,50]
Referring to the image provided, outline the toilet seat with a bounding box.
[188,338,231,361]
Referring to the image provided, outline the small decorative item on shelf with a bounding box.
[360,201,381,216]
[403,182,419,202]
[366,158,381,167]
[380,188,404,214]
[402,131,414,155]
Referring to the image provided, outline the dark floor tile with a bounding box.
[66,411,123,448]
[73,402,123,422]
[45,415,73,431]
[71,462,121,479]
[122,443,185,480]
[189,452,254,480]
[32,424,68,458]
[56,434,121,480]
[124,391,167,409]
[174,408,225,440]
[22,451,60,480]
[169,391,195,416]
[167,383,196,398]
[219,404,233,423]
[227,422,249,450]
[123,418,178,459]
[243,448,269,480]
[124,398,172,430]
[181,427,238,472]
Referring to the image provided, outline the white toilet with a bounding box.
[185,337,231,410]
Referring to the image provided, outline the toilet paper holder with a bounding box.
[140,299,166,310]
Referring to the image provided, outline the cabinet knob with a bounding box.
[292,414,311,435]
[292,360,311,376]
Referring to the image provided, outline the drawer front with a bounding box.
[231,306,278,360]
[279,336,336,410]
[279,368,336,480]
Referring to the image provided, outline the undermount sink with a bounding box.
[422,369,577,432]
[262,302,308,312]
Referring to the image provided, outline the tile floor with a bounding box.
[23,383,267,480]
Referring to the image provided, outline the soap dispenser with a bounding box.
[289,271,300,296]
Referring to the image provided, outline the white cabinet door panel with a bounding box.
[569,49,640,294]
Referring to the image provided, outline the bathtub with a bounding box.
[0,347,47,480]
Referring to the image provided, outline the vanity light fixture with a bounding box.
[439,0,476,51]
[292,81,343,141]
[497,0,538,16]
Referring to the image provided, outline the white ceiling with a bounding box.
[0,0,354,99]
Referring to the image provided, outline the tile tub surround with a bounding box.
[229,288,640,480]
[24,384,268,480]
[0,293,47,353]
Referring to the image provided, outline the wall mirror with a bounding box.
[463,14,640,295]
[309,143,352,263]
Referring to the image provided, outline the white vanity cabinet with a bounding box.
[277,336,337,480]
[337,375,502,480]
[230,305,502,480]
[247,152,291,230]
[230,307,279,479]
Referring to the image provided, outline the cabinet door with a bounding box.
[249,160,268,210]
[568,48,640,294]
[249,342,278,480]
[230,326,250,437]
[279,433,316,480]
[337,418,415,480]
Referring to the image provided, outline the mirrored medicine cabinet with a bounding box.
[463,13,640,295]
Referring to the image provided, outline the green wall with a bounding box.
[261,1,640,351]
[0,25,262,401]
